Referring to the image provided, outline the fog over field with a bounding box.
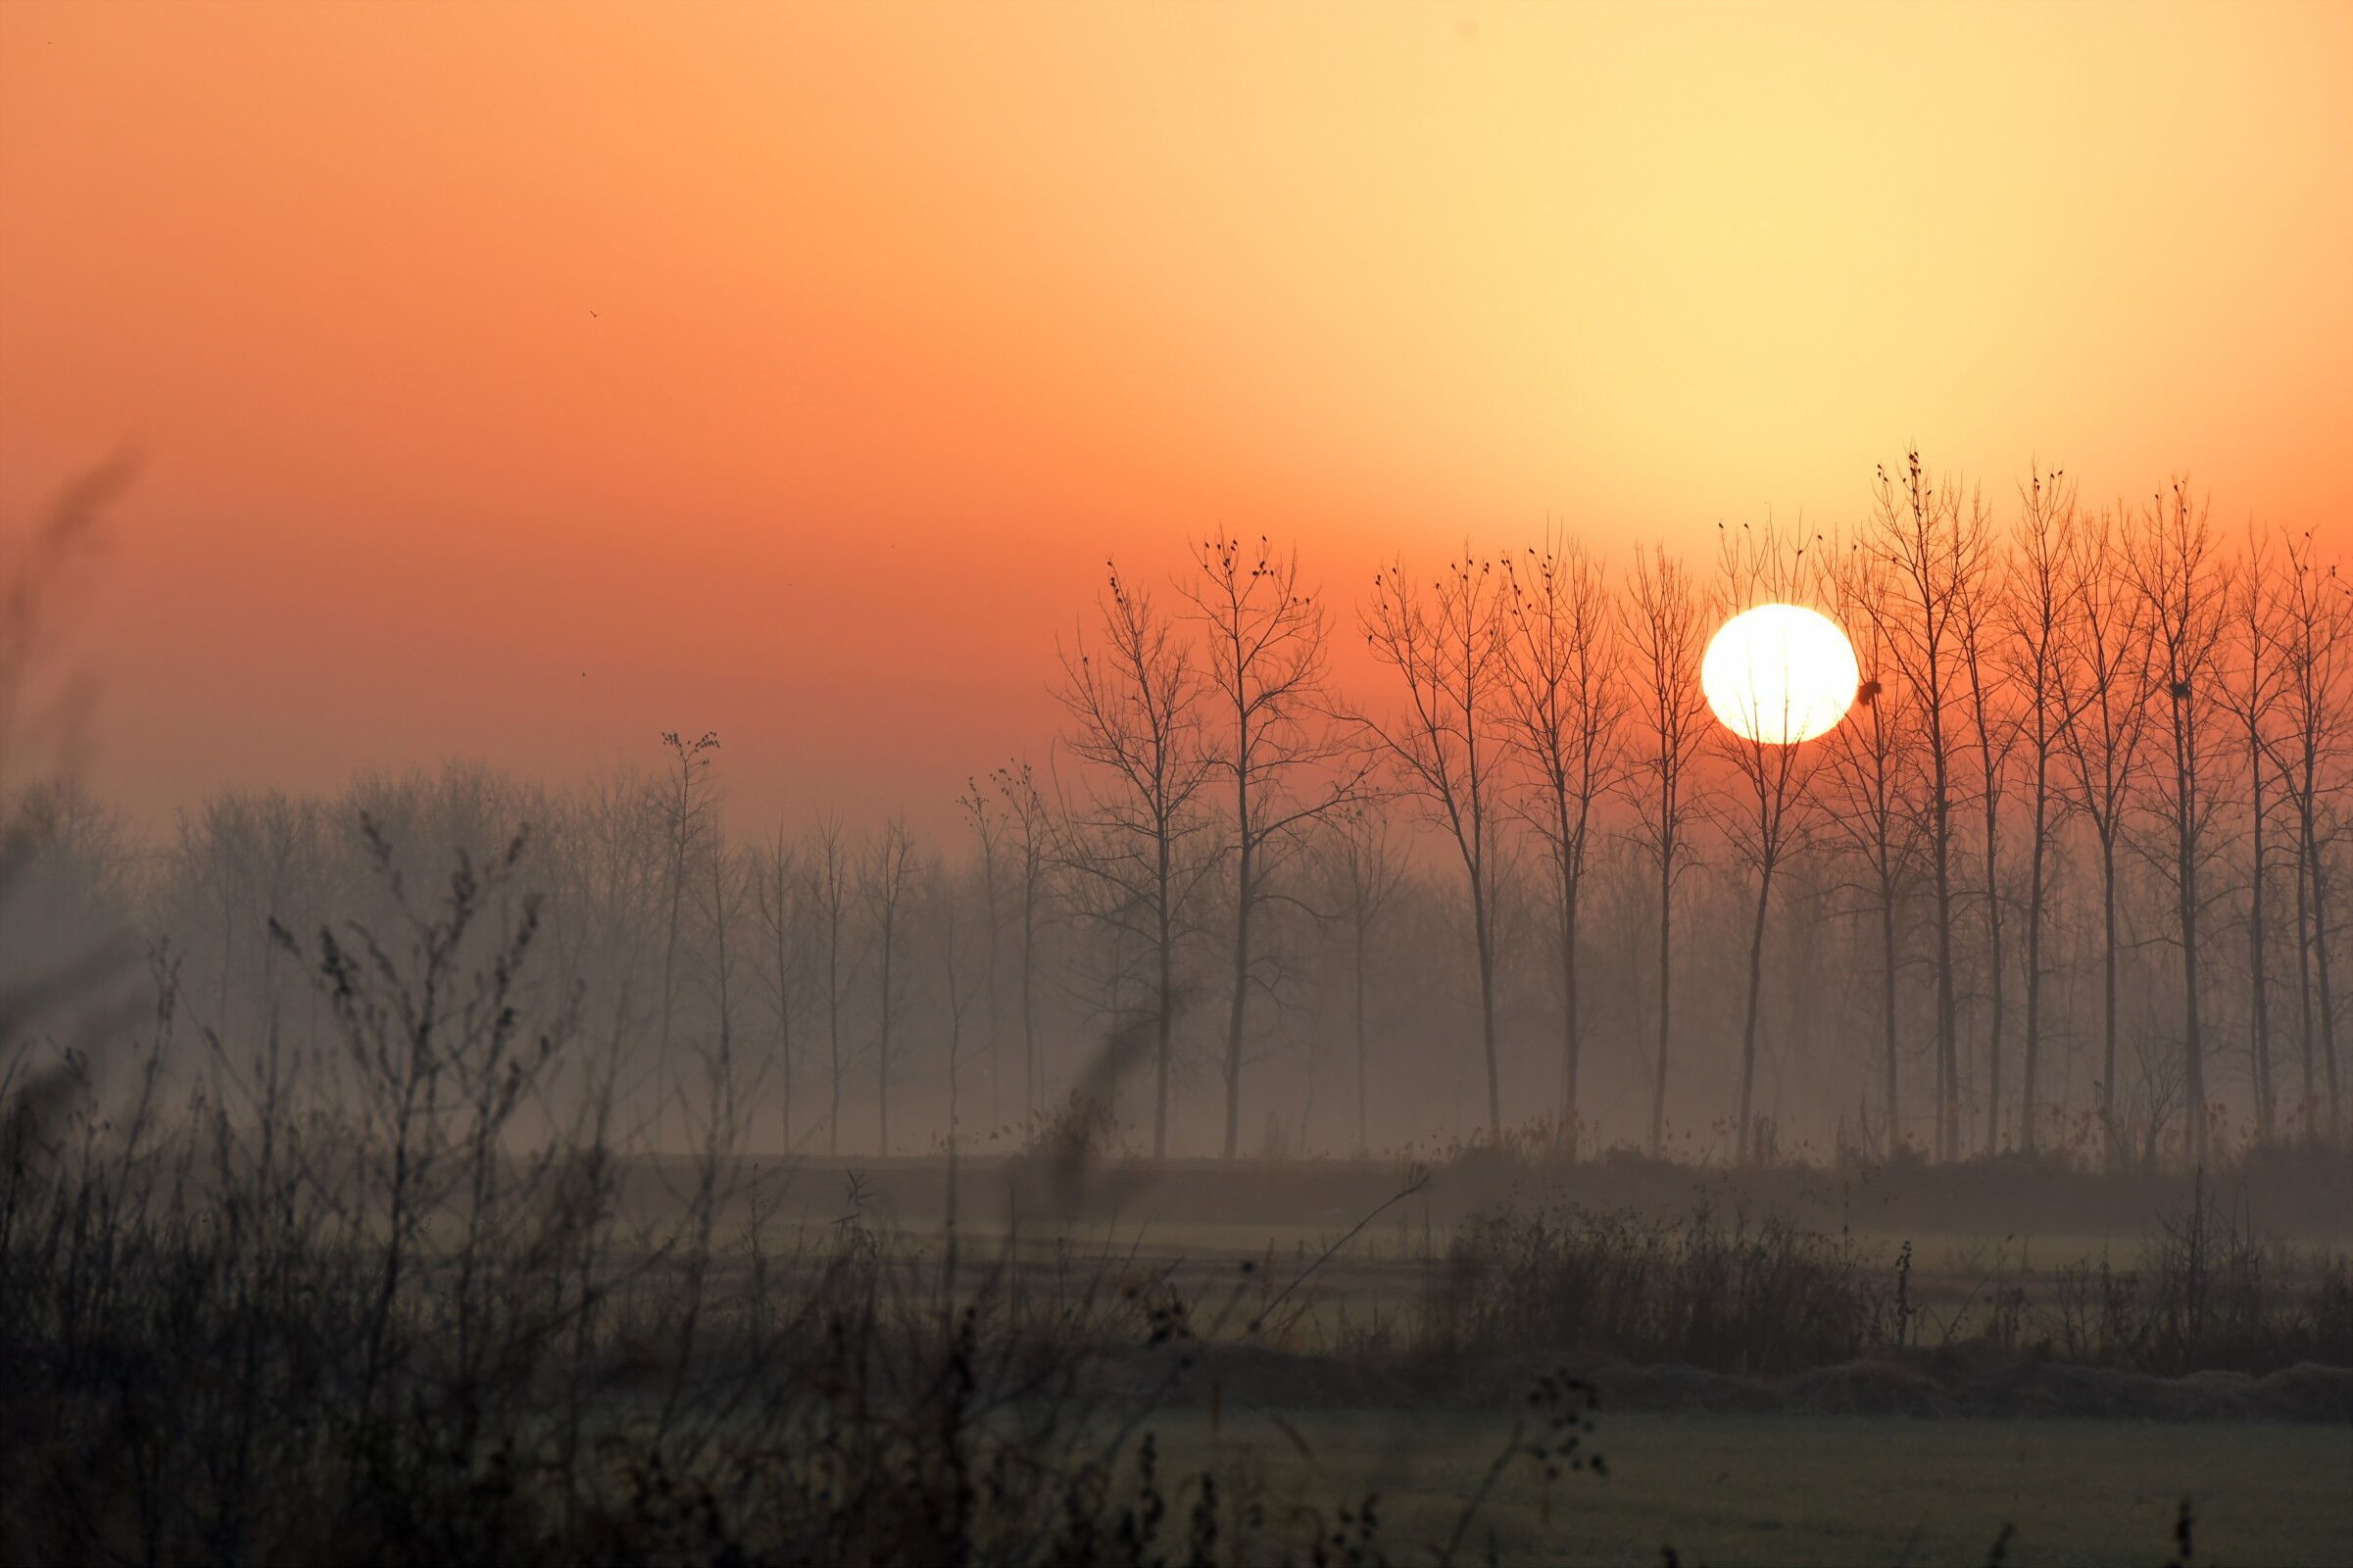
[15,462,2352,1170]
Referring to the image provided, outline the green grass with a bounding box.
[1149,1410,2353,1566]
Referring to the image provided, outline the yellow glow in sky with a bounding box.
[1,1,2347,820]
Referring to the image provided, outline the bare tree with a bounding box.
[1817,534,1921,1155]
[1958,527,2020,1152]
[930,852,984,1250]
[751,825,804,1152]
[806,814,858,1156]
[956,776,1006,1126]
[2054,504,2153,1167]
[656,730,720,1147]
[1620,545,1713,1156]
[1999,466,2087,1154]
[699,822,750,1134]
[556,766,664,1123]
[1865,453,1993,1161]
[1315,801,1408,1156]
[2222,525,2286,1143]
[863,818,920,1156]
[2264,526,2350,1142]
[1709,520,1825,1164]
[1499,538,1627,1155]
[993,760,1054,1124]
[2125,480,2234,1166]
[1179,531,1361,1159]
[1361,549,1510,1138]
[1054,565,1218,1158]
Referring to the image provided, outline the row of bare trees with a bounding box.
[1029,466,2350,1165]
[1055,468,2349,1165]
[8,459,2349,1166]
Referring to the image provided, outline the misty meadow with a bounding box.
[7,2,2353,1564]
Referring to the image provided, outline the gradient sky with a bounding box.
[4,2,2349,830]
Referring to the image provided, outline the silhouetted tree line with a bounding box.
[6,456,2348,1166]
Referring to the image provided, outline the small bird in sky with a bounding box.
[589,309,602,318]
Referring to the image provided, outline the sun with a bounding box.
[1700,604,1860,745]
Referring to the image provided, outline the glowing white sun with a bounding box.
[1701,604,1860,745]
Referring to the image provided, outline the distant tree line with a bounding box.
[6,453,2347,1167]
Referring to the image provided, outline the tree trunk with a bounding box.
[1353,924,1370,1157]
[877,910,895,1157]
[1982,775,2005,1155]
[980,858,1001,1129]
[1559,859,1582,1158]
[1021,891,1039,1125]
[1931,743,1959,1162]
[1650,842,1673,1158]
[2021,767,2048,1155]
[828,922,843,1158]
[662,826,685,1151]
[2310,803,2343,1141]
[2293,803,2318,1139]
[947,1014,962,1167]
[1153,831,1174,1161]
[2250,724,2274,1143]
[2176,728,2208,1167]
[774,868,793,1154]
[1222,818,1253,1160]
[1880,870,1902,1157]
[1736,862,1774,1164]
[1473,883,1502,1139]
[712,847,735,1076]
[2101,831,2121,1169]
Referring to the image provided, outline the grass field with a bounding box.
[15,1108,2348,1562]
[711,1207,2350,1367]
[1150,1409,2353,1566]
[710,1150,2353,1359]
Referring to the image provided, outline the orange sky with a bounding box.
[4,1,2349,831]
